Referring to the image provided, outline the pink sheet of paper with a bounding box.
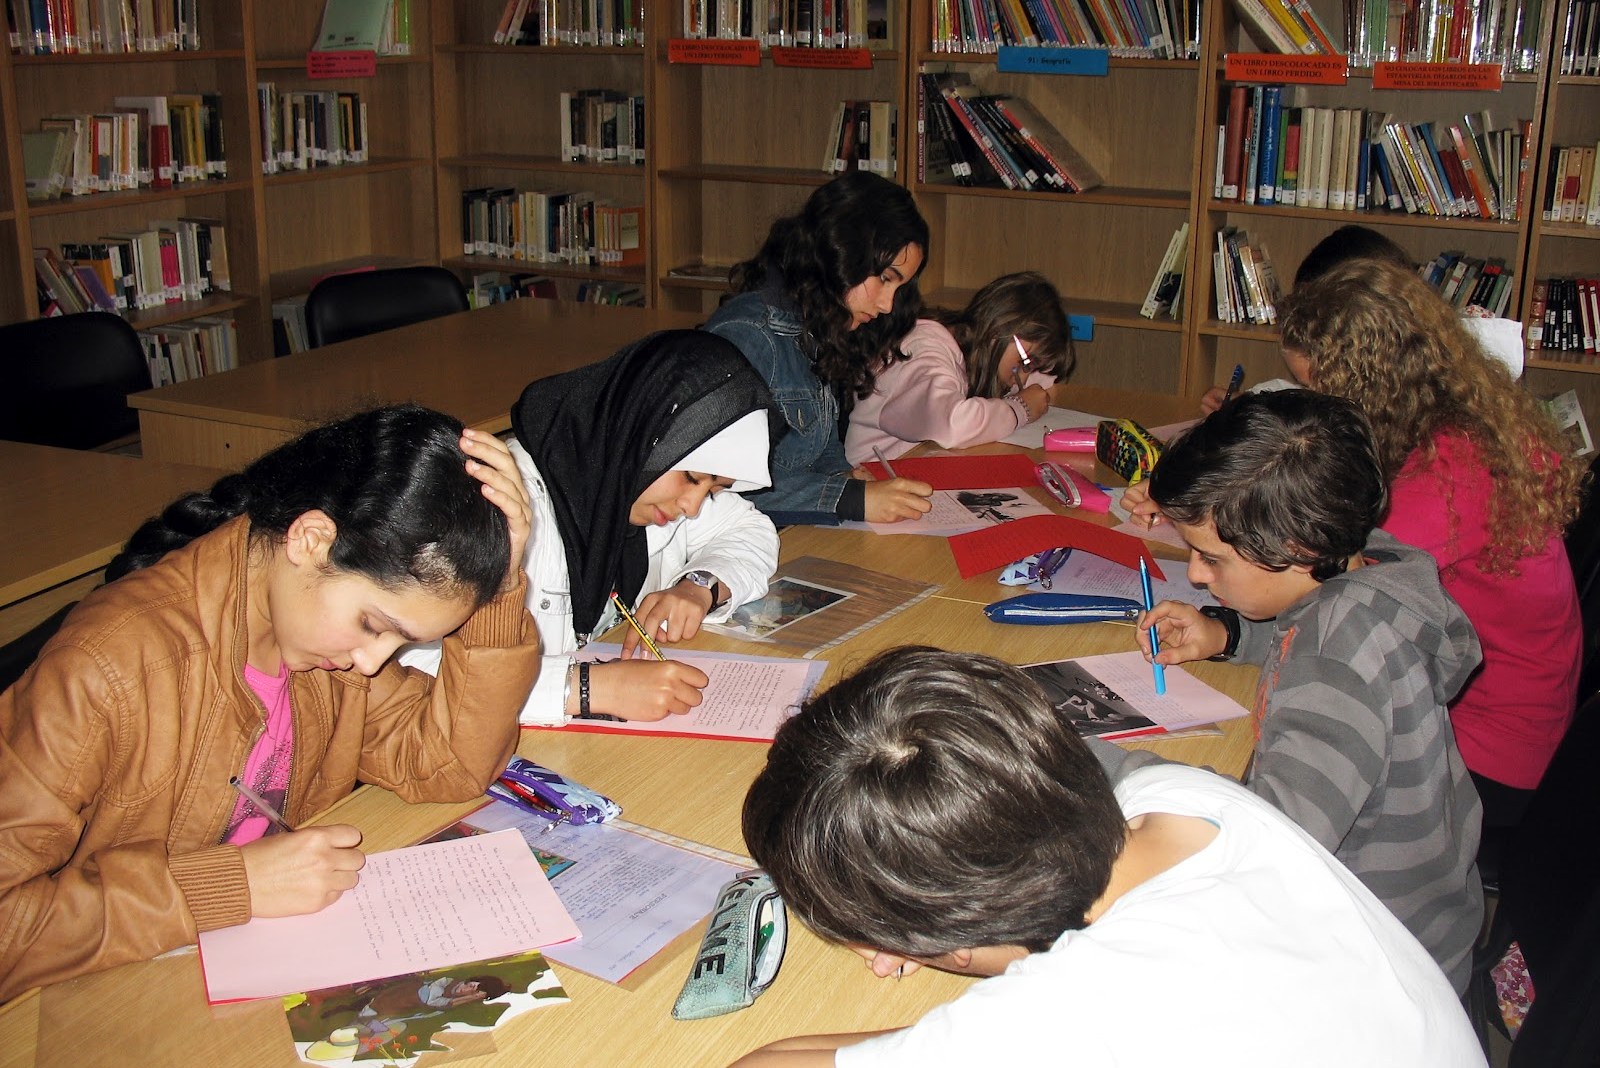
[863,453,1039,490]
[948,514,1166,580]
[198,828,578,1003]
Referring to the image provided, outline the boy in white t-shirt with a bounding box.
[731,647,1484,1068]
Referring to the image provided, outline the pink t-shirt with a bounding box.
[1384,431,1579,789]
[845,320,1054,466]
[223,663,295,845]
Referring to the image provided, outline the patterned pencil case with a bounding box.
[1095,418,1164,485]
[486,756,621,829]
[672,870,787,1021]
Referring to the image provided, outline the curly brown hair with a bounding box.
[1278,259,1583,571]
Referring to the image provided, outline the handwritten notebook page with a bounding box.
[198,829,578,1003]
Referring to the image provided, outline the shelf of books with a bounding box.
[1182,0,1573,402]
[911,0,1207,394]
[431,1,649,309]
[650,0,906,314]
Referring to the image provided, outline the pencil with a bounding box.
[229,776,294,831]
[871,445,899,481]
[1138,558,1167,696]
[612,591,666,661]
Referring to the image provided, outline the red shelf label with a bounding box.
[771,46,872,69]
[306,50,377,79]
[1224,53,1347,84]
[1371,61,1503,90]
[667,38,760,65]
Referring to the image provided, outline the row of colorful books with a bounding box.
[1228,0,1335,55]
[32,221,230,319]
[822,100,897,177]
[6,0,201,54]
[1560,0,1600,73]
[1140,222,1190,320]
[681,0,893,47]
[1216,87,1530,221]
[1213,227,1281,325]
[1543,143,1600,225]
[21,94,224,201]
[461,186,643,268]
[1418,250,1516,316]
[1529,277,1600,359]
[933,0,1201,56]
[494,0,643,46]
[1344,0,1540,68]
[258,85,367,176]
[559,90,645,166]
[139,317,239,386]
[918,71,1105,192]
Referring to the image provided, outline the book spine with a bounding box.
[1256,86,1281,205]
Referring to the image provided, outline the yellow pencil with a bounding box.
[612,591,666,661]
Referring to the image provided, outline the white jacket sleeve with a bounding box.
[652,490,779,620]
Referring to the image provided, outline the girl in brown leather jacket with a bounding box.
[0,404,541,1000]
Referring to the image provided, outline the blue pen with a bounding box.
[1222,363,1245,404]
[1138,558,1167,696]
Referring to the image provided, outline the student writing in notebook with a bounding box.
[844,271,1074,465]
[0,406,539,1001]
[1135,390,1484,994]
[731,647,1484,1067]
[703,171,934,525]
[402,330,782,725]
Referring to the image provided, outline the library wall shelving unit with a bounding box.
[430,0,650,300]
[1521,0,1600,415]
[0,6,265,355]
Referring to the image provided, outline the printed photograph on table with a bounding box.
[283,951,568,1067]
[955,489,1036,524]
[428,820,576,880]
[709,577,854,639]
[1025,660,1158,738]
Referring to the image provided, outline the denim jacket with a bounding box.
[703,289,855,519]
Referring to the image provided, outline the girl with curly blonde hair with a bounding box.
[1277,256,1584,831]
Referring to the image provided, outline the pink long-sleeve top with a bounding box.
[845,320,1055,466]
[1384,430,1580,789]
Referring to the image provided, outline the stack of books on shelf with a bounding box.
[1529,278,1600,362]
[138,318,239,386]
[1213,227,1280,325]
[6,0,201,53]
[1227,0,1336,55]
[918,71,1105,192]
[468,270,559,307]
[1419,250,1515,316]
[1560,0,1600,73]
[312,0,412,55]
[1216,87,1529,222]
[1140,222,1190,320]
[257,86,368,175]
[273,295,310,355]
[559,90,645,165]
[23,96,227,200]
[32,219,231,317]
[1342,0,1540,69]
[573,279,645,305]
[1543,144,1600,226]
[932,0,1200,57]
[823,101,897,177]
[461,187,643,268]
[495,0,644,45]
[682,0,894,47]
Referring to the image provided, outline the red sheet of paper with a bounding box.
[948,514,1166,580]
[863,454,1040,490]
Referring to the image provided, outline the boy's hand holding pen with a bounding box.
[1135,600,1232,665]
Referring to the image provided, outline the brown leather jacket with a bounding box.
[0,516,539,1001]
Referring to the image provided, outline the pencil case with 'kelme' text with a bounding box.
[673,870,787,1020]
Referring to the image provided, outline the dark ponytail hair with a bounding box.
[106,405,510,606]
[730,171,929,399]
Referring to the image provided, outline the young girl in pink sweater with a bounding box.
[845,272,1074,465]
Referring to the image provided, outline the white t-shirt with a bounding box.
[836,765,1484,1068]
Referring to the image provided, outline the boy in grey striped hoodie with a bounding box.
[1137,389,1483,995]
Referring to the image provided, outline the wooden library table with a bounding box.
[0,442,218,644]
[130,300,704,470]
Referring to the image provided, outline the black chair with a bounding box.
[1566,453,1600,700]
[0,312,151,450]
[303,266,469,349]
[0,602,77,694]
[1470,693,1600,1065]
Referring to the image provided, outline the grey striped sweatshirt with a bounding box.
[1235,529,1484,995]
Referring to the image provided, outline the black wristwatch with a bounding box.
[1200,605,1241,661]
[681,570,728,610]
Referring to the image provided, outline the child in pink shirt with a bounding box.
[846,272,1074,465]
